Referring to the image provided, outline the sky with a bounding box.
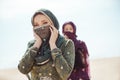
[0,0,120,69]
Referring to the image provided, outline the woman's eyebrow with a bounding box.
[41,20,47,23]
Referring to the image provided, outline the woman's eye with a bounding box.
[34,25,39,27]
[33,23,39,27]
[65,29,68,31]
[43,22,48,24]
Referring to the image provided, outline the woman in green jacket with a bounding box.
[18,9,75,80]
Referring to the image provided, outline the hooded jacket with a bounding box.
[18,9,75,80]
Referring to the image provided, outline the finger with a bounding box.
[49,27,53,33]
[49,25,59,36]
[50,25,57,30]
[51,25,59,33]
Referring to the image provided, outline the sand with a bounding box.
[0,68,27,80]
[0,57,120,80]
[90,57,120,80]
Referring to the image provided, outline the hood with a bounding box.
[62,21,77,35]
[31,9,59,30]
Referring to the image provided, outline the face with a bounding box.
[33,14,52,27]
[33,14,52,40]
[64,24,74,33]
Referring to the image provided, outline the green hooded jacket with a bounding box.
[18,9,75,80]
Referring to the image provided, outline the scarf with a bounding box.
[35,34,65,65]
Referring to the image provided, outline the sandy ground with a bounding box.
[0,68,27,80]
[0,57,120,80]
[90,57,120,80]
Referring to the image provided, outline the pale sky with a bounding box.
[0,0,120,69]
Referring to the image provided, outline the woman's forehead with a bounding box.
[64,24,73,28]
[34,14,48,21]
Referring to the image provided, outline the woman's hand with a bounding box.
[33,32,42,48]
[49,25,58,50]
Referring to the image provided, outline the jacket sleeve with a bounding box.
[51,39,75,80]
[18,41,38,74]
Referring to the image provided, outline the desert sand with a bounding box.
[90,57,120,80]
[0,57,120,80]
